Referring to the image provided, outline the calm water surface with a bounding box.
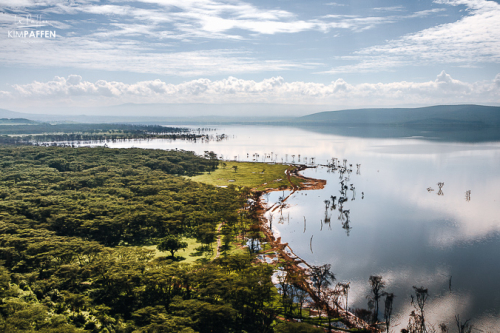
[106,125,500,331]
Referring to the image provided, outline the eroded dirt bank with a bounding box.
[252,165,376,332]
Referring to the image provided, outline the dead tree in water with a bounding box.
[336,282,351,316]
[268,213,274,231]
[330,195,337,209]
[437,182,444,196]
[384,293,395,333]
[310,264,336,298]
[310,264,336,322]
[368,275,386,324]
[455,314,473,333]
[403,286,429,333]
[324,199,330,209]
[414,286,429,332]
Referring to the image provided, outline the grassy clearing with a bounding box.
[144,237,216,264]
[187,161,304,191]
[144,235,248,264]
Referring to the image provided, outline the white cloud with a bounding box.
[372,6,405,12]
[0,0,457,77]
[2,71,499,108]
[325,0,500,73]
[495,73,500,87]
[0,33,305,76]
[3,0,449,42]
[325,2,346,7]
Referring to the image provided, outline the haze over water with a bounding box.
[106,124,500,331]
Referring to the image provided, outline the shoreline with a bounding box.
[253,164,375,332]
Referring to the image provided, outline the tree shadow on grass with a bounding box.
[153,255,186,264]
[190,245,213,258]
[190,248,205,257]
[170,255,186,262]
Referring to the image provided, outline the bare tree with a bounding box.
[295,286,308,318]
[439,323,449,333]
[310,264,336,299]
[368,275,386,323]
[414,286,429,333]
[404,286,429,333]
[437,182,444,196]
[455,315,473,333]
[384,293,395,333]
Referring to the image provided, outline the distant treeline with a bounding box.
[0,133,213,145]
[0,123,222,145]
[0,123,188,135]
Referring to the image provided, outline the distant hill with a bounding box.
[2,105,500,127]
[297,105,500,127]
[0,118,39,125]
[0,108,288,124]
[0,109,27,119]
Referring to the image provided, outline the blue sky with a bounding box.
[1,0,500,115]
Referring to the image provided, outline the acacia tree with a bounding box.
[196,224,217,254]
[157,235,188,257]
[204,150,219,170]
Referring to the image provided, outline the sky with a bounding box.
[0,0,500,116]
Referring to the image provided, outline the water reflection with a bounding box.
[437,182,445,196]
[322,157,363,236]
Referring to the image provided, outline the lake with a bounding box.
[105,124,500,331]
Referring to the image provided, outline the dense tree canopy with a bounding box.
[0,145,284,332]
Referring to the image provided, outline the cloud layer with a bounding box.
[1,0,494,77]
[2,71,499,110]
[326,0,500,73]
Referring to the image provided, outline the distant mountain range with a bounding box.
[1,104,500,127]
[296,105,500,127]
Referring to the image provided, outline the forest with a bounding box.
[0,145,296,332]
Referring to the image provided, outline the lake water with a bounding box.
[105,124,500,331]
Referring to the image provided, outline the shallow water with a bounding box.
[104,124,500,330]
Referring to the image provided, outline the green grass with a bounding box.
[144,235,248,264]
[187,161,304,191]
[144,237,216,264]
[227,239,248,255]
